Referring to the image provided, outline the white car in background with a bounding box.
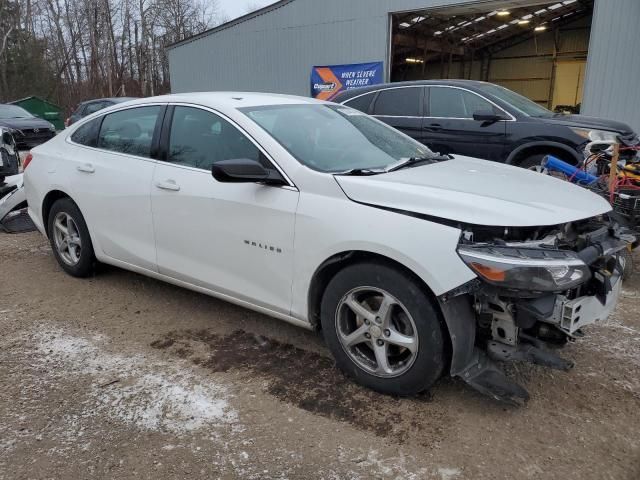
[24,93,634,405]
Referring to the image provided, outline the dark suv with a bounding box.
[333,80,639,168]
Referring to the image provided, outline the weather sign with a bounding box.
[311,62,384,100]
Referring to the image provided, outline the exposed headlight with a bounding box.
[458,245,591,292]
[48,123,56,132]
[570,127,619,143]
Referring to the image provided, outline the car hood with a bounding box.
[541,114,634,135]
[334,156,612,227]
[0,117,52,131]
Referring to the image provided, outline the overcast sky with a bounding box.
[217,0,277,21]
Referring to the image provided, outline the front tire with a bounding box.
[519,153,549,171]
[520,153,574,181]
[321,261,446,396]
[47,198,95,277]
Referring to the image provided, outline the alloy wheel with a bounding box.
[52,212,82,266]
[335,287,419,378]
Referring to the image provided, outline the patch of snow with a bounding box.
[33,327,236,435]
[0,437,16,452]
[586,315,640,367]
[104,373,232,432]
[344,449,430,480]
[578,311,640,395]
[43,333,97,358]
[438,467,462,480]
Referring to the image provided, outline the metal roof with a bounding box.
[393,0,593,55]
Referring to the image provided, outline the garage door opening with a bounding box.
[390,0,593,112]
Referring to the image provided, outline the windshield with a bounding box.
[0,105,34,119]
[241,104,433,173]
[476,83,552,118]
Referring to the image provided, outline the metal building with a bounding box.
[168,0,640,131]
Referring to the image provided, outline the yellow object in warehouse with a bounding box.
[619,163,640,184]
[621,163,640,176]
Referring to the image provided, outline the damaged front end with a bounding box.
[440,216,635,405]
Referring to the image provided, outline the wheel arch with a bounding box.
[506,141,582,166]
[307,250,455,368]
[308,250,443,328]
[42,190,75,235]
[41,189,93,242]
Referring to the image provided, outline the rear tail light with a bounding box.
[23,153,33,170]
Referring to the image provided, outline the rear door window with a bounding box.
[428,88,467,118]
[372,87,422,117]
[70,118,102,147]
[429,87,502,118]
[344,92,376,113]
[98,106,161,158]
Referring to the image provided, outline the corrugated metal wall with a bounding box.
[582,0,640,132]
[169,0,640,132]
[168,0,546,96]
[168,0,381,95]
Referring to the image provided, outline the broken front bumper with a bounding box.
[553,269,623,335]
[439,227,633,406]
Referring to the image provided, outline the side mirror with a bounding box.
[473,110,508,122]
[211,159,287,186]
[2,132,15,146]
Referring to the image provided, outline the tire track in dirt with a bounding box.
[151,329,455,447]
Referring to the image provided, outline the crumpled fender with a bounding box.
[437,290,477,376]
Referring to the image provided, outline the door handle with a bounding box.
[76,163,95,173]
[155,180,180,192]
[425,123,443,131]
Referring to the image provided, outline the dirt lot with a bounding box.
[1,232,639,480]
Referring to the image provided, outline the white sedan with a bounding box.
[24,93,632,404]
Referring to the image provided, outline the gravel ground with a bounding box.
[1,231,639,480]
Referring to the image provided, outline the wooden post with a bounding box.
[609,143,620,194]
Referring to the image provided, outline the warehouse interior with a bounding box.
[390,0,593,112]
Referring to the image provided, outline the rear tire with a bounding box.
[320,261,446,396]
[47,198,95,278]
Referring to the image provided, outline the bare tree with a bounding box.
[0,0,222,113]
